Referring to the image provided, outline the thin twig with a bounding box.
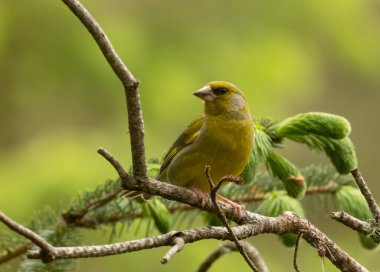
[97,148,129,180]
[331,211,369,234]
[331,211,380,243]
[293,232,303,272]
[0,242,31,264]
[241,242,269,272]
[197,243,233,272]
[351,168,380,222]
[61,0,148,180]
[161,236,185,264]
[197,241,268,272]
[0,211,56,262]
[205,165,259,272]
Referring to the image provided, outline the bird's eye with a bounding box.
[213,87,228,95]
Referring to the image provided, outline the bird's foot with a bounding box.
[216,194,245,219]
[190,189,245,219]
[190,188,211,208]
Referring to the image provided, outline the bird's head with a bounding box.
[193,81,250,118]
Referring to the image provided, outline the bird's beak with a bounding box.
[193,85,214,102]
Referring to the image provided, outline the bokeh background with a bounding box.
[1,0,380,271]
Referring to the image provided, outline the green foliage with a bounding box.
[266,151,306,199]
[240,121,272,183]
[19,259,77,272]
[320,137,357,174]
[241,112,357,203]
[147,160,161,178]
[276,112,351,139]
[300,165,352,188]
[256,191,305,217]
[143,198,171,234]
[14,207,80,272]
[286,135,357,174]
[141,160,171,234]
[62,179,121,223]
[0,230,27,253]
[256,191,305,247]
[273,112,357,174]
[358,233,379,250]
[336,186,379,250]
[201,212,223,226]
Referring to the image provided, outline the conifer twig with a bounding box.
[63,186,123,224]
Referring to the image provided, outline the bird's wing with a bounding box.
[158,115,204,179]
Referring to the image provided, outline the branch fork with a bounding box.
[331,168,380,245]
[161,236,185,264]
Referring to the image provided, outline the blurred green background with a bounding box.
[1,0,380,271]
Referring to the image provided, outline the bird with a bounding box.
[154,81,254,211]
[125,81,254,214]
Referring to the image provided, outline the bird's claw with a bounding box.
[216,194,245,219]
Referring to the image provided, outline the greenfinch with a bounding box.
[156,81,254,207]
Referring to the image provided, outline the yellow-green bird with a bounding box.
[155,81,254,208]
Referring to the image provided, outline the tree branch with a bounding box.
[65,183,341,229]
[331,211,380,243]
[61,0,148,181]
[24,210,367,271]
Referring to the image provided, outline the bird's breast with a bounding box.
[199,117,253,157]
[167,115,253,191]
